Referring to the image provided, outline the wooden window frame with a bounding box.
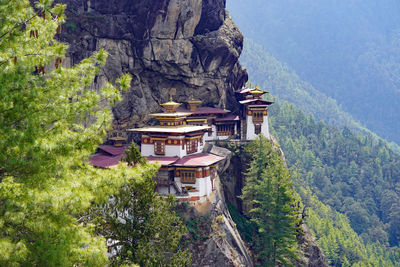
[252,111,264,123]
[180,170,196,184]
[186,139,198,154]
[216,124,234,136]
[154,140,165,155]
[255,124,262,135]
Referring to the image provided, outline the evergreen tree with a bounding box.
[124,142,147,166]
[242,136,301,266]
[88,146,191,266]
[0,1,154,265]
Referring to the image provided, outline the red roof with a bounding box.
[98,145,125,156]
[146,156,179,166]
[90,154,123,168]
[215,114,240,122]
[177,106,228,115]
[173,153,224,167]
[90,145,126,168]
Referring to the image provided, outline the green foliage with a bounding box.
[0,1,144,265]
[65,21,77,32]
[227,203,254,243]
[239,39,391,147]
[124,142,146,166]
[270,101,400,265]
[242,136,301,266]
[300,187,398,266]
[88,158,191,266]
[228,0,400,144]
[186,219,200,240]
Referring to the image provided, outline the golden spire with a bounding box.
[161,94,181,113]
[249,85,266,99]
[186,92,201,111]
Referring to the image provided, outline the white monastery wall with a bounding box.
[246,115,270,140]
[204,125,217,141]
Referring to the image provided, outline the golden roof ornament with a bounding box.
[161,90,181,113]
[250,85,266,98]
[185,93,201,111]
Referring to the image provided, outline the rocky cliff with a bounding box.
[179,175,253,267]
[59,0,247,128]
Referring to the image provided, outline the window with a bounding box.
[180,171,196,184]
[186,139,198,154]
[255,124,261,135]
[216,124,234,136]
[154,140,165,155]
[252,111,264,123]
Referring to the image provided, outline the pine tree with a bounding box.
[242,135,301,266]
[124,142,147,166]
[0,1,154,265]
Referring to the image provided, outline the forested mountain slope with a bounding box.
[239,40,400,153]
[240,40,361,133]
[299,187,398,266]
[228,0,400,144]
[269,101,400,265]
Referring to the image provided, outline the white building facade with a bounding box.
[129,98,224,202]
[238,87,273,140]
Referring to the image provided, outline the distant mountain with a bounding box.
[227,0,400,144]
[240,40,360,132]
[239,39,400,153]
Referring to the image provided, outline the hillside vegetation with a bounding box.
[228,0,400,144]
[240,40,400,153]
[270,102,400,265]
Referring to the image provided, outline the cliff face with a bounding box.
[59,0,247,127]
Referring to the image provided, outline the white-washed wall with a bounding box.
[246,115,270,140]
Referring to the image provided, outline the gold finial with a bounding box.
[161,90,181,113]
[169,88,177,102]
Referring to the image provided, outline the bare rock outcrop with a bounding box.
[296,224,329,267]
[179,175,253,267]
[59,0,247,127]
